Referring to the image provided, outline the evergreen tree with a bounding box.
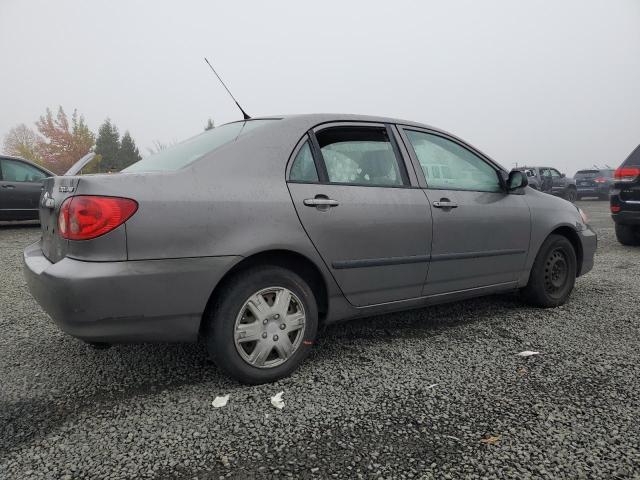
[119,131,142,169]
[95,119,120,172]
[205,118,215,131]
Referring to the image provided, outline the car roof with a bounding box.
[227,113,505,170]
[243,113,444,133]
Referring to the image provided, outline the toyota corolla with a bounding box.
[23,114,597,384]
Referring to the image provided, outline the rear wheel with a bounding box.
[565,187,577,203]
[522,234,577,307]
[205,266,318,384]
[615,224,640,246]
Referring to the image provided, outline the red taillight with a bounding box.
[58,196,138,240]
[611,205,621,213]
[614,167,640,182]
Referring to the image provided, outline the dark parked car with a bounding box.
[516,166,577,202]
[611,144,640,245]
[575,168,615,200]
[0,156,53,221]
[23,114,597,384]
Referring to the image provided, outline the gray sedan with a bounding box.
[23,114,596,384]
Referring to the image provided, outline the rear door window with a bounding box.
[315,126,407,187]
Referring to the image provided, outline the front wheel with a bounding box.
[615,224,640,246]
[522,234,577,307]
[205,266,318,384]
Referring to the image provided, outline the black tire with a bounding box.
[615,224,640,246]
[522,234,577,308]
[565,187,577,203]
[205,265,318,384]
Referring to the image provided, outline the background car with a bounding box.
[23,114,596,384]
[611,144,640,245]
[575,168,615,200]
[0,156,54,221]
[516,166,577,202]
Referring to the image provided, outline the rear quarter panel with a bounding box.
[73,120,345,304]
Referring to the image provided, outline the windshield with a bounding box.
[123,120,278,173]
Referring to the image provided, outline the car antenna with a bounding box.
[204,57,251,120]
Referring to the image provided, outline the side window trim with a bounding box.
[286,134,322,184]
[398,126,505,192]
[308,122,411,188]
[308,131,329,183]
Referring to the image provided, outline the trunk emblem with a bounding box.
[59,186,75,193]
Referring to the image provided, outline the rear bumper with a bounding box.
[611,210,640,225]
[578,226,597,277]
[576,185,609,196]
[23,240,240,343]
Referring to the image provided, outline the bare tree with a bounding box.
[3,124,44,165]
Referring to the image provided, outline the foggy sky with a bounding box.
[1,0,639,175]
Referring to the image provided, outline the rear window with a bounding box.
[575,170,599,177]
[122,120,278,173]
[622,144,640,168]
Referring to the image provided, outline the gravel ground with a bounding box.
[1,200,639,479]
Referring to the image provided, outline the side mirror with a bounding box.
[507,170,528,191]
[560,173,566,178]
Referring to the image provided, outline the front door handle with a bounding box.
[1,184,16,189]
[433,200,458,209]
[303,196,339,210]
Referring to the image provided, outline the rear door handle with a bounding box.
[304,198,339,207]
[433,200,458,208]
[1,184,16,189]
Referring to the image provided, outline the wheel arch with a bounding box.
[199,249,329,335]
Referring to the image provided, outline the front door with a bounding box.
[287,124,432,307]
[0,158,48,219]
[400,128,531,295]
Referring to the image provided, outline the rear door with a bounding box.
[0,158,49,219]
[399,127,531,295]
[287,123,432,307]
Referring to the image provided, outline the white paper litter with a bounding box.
[516,351,540,357]
[426,383,439,389]
[212,394,230,408]
[270,391,285,409]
